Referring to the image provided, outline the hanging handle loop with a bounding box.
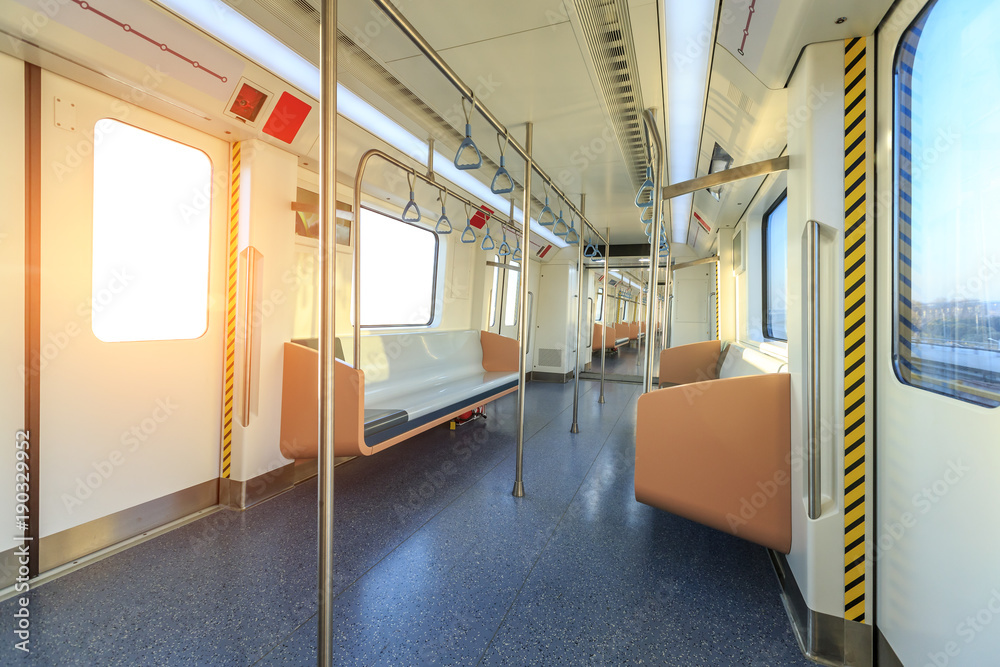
[402,170,421,222]
[455,94,483,170]
[435,189,452,234]
[635,166,655,209]
[538,185,556,227]
[461,202,477,243]
[481,223,495,251]
[491,131,514,194]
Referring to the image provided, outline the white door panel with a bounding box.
[39,72,227,543]
[876,1,1000,663]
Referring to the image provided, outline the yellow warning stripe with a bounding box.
[715,262,720,340]
[221,142,240,479]
[843,37,867,624]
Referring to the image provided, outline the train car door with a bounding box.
[876,0,1000,663]
[670,263,714,347]
[36,71,228,570]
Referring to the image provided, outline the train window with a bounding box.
[893,0,1000,407]
[596,288,604,321]
[489,255,500,328]
[504,261,520,326]
[762,192,788,341]
[91,119,211,342]
[358,207,438,327]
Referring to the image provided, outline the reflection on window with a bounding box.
[92,119,211,342]
[358,208,437,327]
[504,262,520,327]
[894,0,1000,407]
[292,244,319,339]
[763,192,788,341]
[596,289,604,321]
[489,255,499,328]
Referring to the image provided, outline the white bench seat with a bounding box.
[280,330,519,458]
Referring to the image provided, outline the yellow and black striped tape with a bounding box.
[221,141,241,479]
[715,261,720,340]
[843,36,867,624]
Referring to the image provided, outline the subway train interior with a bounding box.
[1,0,998,664]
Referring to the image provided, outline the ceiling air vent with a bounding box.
[573,0,648,190]
[726,82,755,116]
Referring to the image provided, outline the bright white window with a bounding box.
[489,255,500,327]
[503,261,520,326]
[92,119,212,342]
[358,208,438,327]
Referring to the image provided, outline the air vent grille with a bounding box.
[726,82,755,116]
[573,0,647,189]
[538,348,564,368]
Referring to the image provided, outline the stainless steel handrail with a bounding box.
[369,0,609,248]
[586,298,594,348]
[571,194,586,434]
[642,109,664,395]
[512,123,532,498]
[526,291,534,354]
[318,0,337,663]
[599,227,609,404]
[805,220,822,520]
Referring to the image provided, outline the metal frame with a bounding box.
[352,149,526,367]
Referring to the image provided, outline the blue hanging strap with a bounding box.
[538,188,556,227]
[512,235,522,261]
[491,132,514,194]
[461,203,477,243]
[454,95,482,170]
[435,190,452,234]
[554,209,569,237]
[635,166,654,209]
[639,204,653,225]
[402,170,421,222]
[481,224,495,251]
[498,212,512,256]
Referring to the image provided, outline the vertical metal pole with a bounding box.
[512,123,532,498]
[599,227,609,404]
[318,0,337,664]
[663,256,673,352]
[642,109,664,395]
[570,194,586,434]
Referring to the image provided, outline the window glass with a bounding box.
[504,262,520,326]
[489,255,499,328]
[894,0,1000,406]
[763,192,788,341]
[91,119,212,342]
[596,288,604,321]
[358,207,437,327]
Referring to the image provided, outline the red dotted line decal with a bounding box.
[738,0,756,56]
[71,0,228,83]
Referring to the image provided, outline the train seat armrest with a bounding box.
[635,373,792,553]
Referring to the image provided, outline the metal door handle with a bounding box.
[805,220,822,519]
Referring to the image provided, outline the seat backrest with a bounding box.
[338,331,486,403]
[717,343,787,379]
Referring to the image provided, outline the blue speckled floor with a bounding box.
[0,380,812,666]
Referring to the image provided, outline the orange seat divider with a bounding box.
[635,373,792,553]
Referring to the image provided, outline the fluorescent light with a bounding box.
[154,0,567,249]
[153,0,320,98]
[663,0,716,242]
